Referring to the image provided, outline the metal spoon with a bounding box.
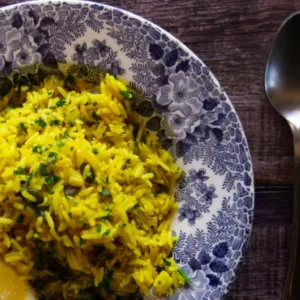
[265,12,300,300]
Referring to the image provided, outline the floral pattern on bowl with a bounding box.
[0,1,254,299]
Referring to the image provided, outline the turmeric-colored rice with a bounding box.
[0,73,185,299]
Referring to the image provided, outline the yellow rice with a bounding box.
[0,73,186,299]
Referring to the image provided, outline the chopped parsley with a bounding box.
[39,163,49,176]
[68,212,72,217]
[92,111,100,121]
[56,141,65,147]
[50,190,55,195]
[178,268,191,285]
[32,145,42,153]
[92,148,99,154]
[119,224,126,228]
[14,167,26,175]
[50,119,61,126]
[102,188,110,197]
[126,159,131,164]
[48,91,52,95]
[49,106,56,110]
[45,175,60,186]
[99,268,114,290]
[35,118,47,128]
[103,229,110,236]
[96,224,101,233]
[79,238,85,246]
[148,170,156,175]
[16,215,24,224]
[48,152,57,164]
[99,177,107,184]
[64,131,69,138]
[163,258,171,266]
[17,122,27,131]
[120,90,132,100]
[56,99,66,107]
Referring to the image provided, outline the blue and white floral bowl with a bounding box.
[0,1,254,299]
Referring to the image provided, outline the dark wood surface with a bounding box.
[0,0,298,298]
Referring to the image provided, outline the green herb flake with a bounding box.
[79,238,85,246]
[32,145,42,153]
[92,111,100,121]
[50,119,61,126]
[48,91,52,95]
[103,229,110,236]
[162,258,171,266]
[126,159,131,164]
[49,106,56,110]
[98,268,114,290]
[92,148,99,154]
[99,177,106,184]
[16,215,24,224]
[178,268,191,285]
[50,190,55,195]
[39,163,48,176]
[102,188,110,197]
[64,131,69,138]
[45,175,60,186]
[70,147,74,151]
[68,212,72,217]
[120,90,132,100]
[17,122,27,131]
[148,170,156,175]
[14,167,26,175]
[119,224,126,228]
[56,141,65,147]
[96,224,101,233]
[35,118,47,128]
[56,99,66,107]
[48,152,58,164]
[26,175,33,185]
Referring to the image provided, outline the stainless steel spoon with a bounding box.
[265,12,300,300]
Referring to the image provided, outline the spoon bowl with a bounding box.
[265,11,300,300]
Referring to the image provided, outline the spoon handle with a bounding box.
[285,124,300,300]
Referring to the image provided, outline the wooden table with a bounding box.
[0,0,297,298]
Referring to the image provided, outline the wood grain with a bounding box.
[227,187,292,299]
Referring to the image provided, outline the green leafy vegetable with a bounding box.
[178,267,191,285]
[32,145,42,153]
[17,122,27,131]
[45,175,60,186]
[92,148,98,154]
[14,167,26,175]
[39,163,49,176]
[92,111,100,121]
[120,90,132,100]
[162,258,171,266]
[96,224,101,233]
[16,215,24,224]
[103,229,110,236]
[56,141,65,147]
[56,99,66,107]
[50,119,61,126]
[35,118,47,128]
